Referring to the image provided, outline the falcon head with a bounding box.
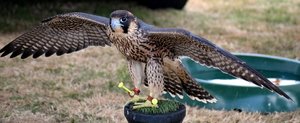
[110,10,139,34]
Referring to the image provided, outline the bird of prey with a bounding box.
[0,10,292,109]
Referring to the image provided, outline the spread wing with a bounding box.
[147,28,292,100]
[0,12,111,59]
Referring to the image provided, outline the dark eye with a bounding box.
[120,17,127,23]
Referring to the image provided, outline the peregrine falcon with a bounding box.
[0,10,292,109]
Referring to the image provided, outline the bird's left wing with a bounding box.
[0,12,111,59]
[147,28,292,100]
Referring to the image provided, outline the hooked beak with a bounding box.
[111,19,123,29]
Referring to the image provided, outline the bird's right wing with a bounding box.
[0,12,111,59]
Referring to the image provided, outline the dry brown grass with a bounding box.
[1,0,300,122]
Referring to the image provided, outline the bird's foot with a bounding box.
[117,82,158,109]
[132,96,159,110]
[125,87,148,104]
[126,95,148,104]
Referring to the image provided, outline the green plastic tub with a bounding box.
[163,53,300,113]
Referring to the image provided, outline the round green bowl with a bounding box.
[163,53,300,113]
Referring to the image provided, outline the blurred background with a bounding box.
[0,0,300,122]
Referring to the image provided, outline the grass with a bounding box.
[130,100,180,114]
[0,0,300,122]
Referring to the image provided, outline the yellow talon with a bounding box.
[133,100,159,110]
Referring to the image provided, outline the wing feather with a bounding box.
[148,28,292,100]
[0,12,111,59]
